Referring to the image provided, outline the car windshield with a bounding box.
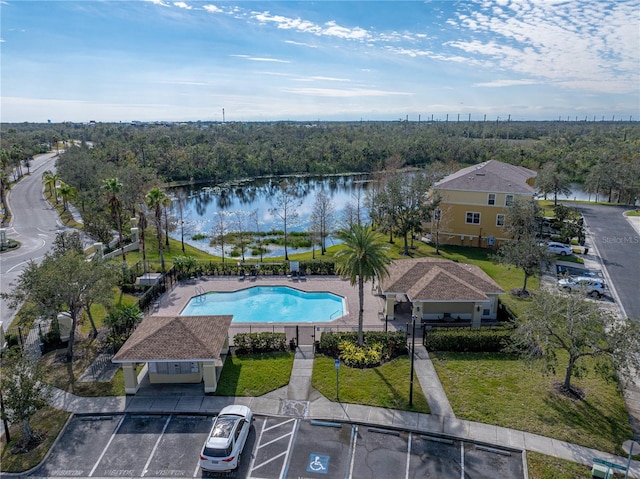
[203,445,233,458]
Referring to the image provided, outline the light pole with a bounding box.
[623,439,640,479]
[409,314,417,407]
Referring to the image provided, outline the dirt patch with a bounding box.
[552,381,586,401]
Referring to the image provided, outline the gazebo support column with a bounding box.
[203,362,217,393]
[472,302,483,328]
[122,363,140,394]
[385,296,395,320]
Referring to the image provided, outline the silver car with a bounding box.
[546,241,573,256]
[558,276,605,297]
[199,405,253,472]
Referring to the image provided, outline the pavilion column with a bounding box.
[472,302,483,328]
[203,362,217,393]
[122,363,140,394]
[385,296,395,320]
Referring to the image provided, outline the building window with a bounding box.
[505,195,514,206]
[465,212,481,224]
[487,193,496,205]
[496,214,505,226]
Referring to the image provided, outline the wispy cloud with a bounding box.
[173,2,192,10]
[474,79,540,88]
[284,40,317,48]
[231,54,290,63]
[284,87,412,98]
[146,0,170,7]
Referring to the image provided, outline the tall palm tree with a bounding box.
[58,182,76,211]
[0,170,10,222]
[42,171,61,203]
[102,177,126,262]
[334,225,392,346]
[146,187,167,272]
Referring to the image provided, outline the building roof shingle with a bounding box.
[433,159,536,195]
[112,315,232,362]
[380,258,504,302]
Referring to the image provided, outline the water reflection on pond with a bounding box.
[169,175,371,258]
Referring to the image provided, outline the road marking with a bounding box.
[263,417,296,432]
[348,424,358,479]
[279,418,299,479]
[460,442,465,479]
[89,414,126,477]
[248,418,298,479]
[142,415,171,476]
[405,432,412,479]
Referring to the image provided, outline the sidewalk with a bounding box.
[47,344,640,478]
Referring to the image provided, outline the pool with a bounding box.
[180,286,345,323]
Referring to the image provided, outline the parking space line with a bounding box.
[263,417,296,432]
[347,424,358,479]
[278,418,299,479]
[142,415,172,477]
[460,442,465,479]
[405,432,411,479]
[89,414,126,477]
[257,430,294,449]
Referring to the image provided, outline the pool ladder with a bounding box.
[195,286,206,303]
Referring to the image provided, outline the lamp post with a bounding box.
[623,439,640,479]
[409,314,417,407]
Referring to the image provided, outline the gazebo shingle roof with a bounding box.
[381,258,504,302]
[433,159,536,195]
[112,315,232,362]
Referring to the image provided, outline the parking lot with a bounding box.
[28,414,524,479]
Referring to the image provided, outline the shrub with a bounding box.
[234,332,287,354]
[318,331,407,358]
[423,326,513,352]
[339,341,384,368]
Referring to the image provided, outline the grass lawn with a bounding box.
[527,452,594,479]
[41,336,127,397]
[215,352,294,396]
[0,407,70,473]
[312,354,430,414]
[431,351,632,456]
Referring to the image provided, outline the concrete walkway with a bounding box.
[44,343,640,478]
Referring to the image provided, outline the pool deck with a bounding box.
[152,274,411,335]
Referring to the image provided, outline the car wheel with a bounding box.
[234,454,241,471]
[560,251,568,256]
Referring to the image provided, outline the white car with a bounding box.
[558,276,605,297]
[546,242,573,256]
[199,405,253,472]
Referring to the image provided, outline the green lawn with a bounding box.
[312,355,430,414]
[527,452,594,479]
[215,352,294,396]
[0,408,70,473]
[431,351,632,456]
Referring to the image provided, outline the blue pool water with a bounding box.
[180,286,345,323]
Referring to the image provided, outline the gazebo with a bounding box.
[112,315,232,394]
[378,258,504,327]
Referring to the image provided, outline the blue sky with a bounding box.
[2,0,639,122]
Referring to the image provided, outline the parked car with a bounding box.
[199,405,253,472]
[545,241,573,256]
[558,276,605,297]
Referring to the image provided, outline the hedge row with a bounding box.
[233,332,287,354]
[423,326,513,352]
[318,331,408,358]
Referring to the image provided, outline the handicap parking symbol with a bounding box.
[307,453,329,474]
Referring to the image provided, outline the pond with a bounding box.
[168,175,372,258]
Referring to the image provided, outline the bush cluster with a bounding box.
[338,341,384,368]
[318,331,407,359]
[423,326,513,352]
[234,332,287,354]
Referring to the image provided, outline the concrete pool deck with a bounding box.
[151,274,411,336]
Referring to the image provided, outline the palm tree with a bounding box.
[334,225,392,346]
[146,187,167,272]
[42,171,61,203]
[58,182,76,211]
[0,170,10,223]
[102,177,126,262]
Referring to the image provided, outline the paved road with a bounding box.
[0,152,62,330]
[571,203,640,321]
